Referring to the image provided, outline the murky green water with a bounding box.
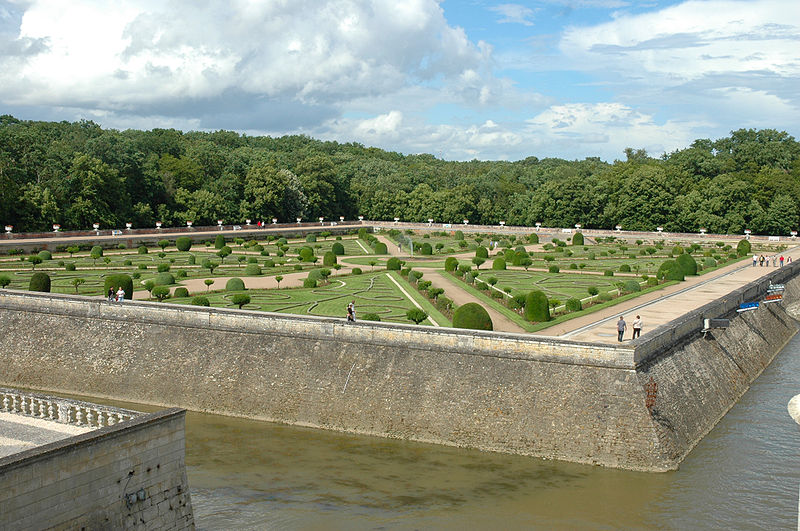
[179,334,800,530]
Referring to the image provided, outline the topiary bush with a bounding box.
[29,272,51,292]
[173,287,189,298]
[444,257,459,272]
[231,293,251,309]
[331,242,345,255]
[566,297,582,312]
[492,257,506,270]
[604,269,614,276]
[65,263,76,271]
[192,296,210,306]
[157,263,170,273]
[154,272,175,286]
[476,246,489,259]
[703,257,716,268]
[619,264,631,272]
[657,260,676,280]
[104,274,133,300]
[303,277,317,288]
[420,242,433,255]
[373,241,388,254]
[90,245,103,257]
[37,250,52,261]
[736,239,751,256]
[362,312,381,321]
[386,257,402,270]
[549,265,560,273]
[572,232,584,246]
[647,277,659,287]
[452,302,493,331]
[623,280,641,293]
[226,277,245,291]
[244,264,262,276]
[672,245,684,255]
[138,245,148,254]
[676,253,698,276]
[323,251,337,266]
[176,236,192,252]
[214,234,225,249]
[528,233,539,244]
[306,234,317,243]
[524,291,549,322]
[352,267,362,275]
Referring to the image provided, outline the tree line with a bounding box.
[1,114,799,235]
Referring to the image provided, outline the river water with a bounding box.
[72,335,800,530]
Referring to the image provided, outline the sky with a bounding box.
[0,0,798,161]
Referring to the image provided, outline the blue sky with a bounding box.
[0,0,798,161]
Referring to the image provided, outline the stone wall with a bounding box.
[0,408,194,529]
[0,260,797,471]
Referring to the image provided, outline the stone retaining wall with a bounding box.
[0,408,194,529]
[0,261,797,471]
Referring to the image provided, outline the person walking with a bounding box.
[108,287,116,301]
[753,254,758,267]
[632,315,643,339]
[116,286,125,302]
[346,300,356,322]
[780,255,785,267]
[617,316,627,342]
[759,255,765,267]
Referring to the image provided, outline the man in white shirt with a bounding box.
[632,315,643,339]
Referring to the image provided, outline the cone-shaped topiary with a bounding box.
[492,257,506,270]
[676,253,698,276]
[387,257,402,270]
[524,290,550,322]
[226,277,245,291]
[104,274,133,300]
[214,234,226,249]
[176,236,192,252]
[323,251,337,266]
[736,239,751,256]
[452,302,493,331]
[444,257,459,271]
[29,272,51,292]
[572,232,584,246]
[331,242,345,255]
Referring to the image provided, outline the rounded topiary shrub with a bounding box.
[666,261,685,281]
[91,245,103,257]
[420,242,433,255]
[572,232,584,246]
[492,257,506,270]
[476,246,489,259]
[176,270,187,278]
[331,242,345,256]
[176,236,192,252]
[623,279,641,293]
[244,264,262,276]
[566,297,582,312]
[524,291,550,322]
[676,253,698,276]
[672,245,684,255]
[604,269,614,277]
[264,259,275,267]
[303,277,317,288]
[138,245,148,254]
[192,296,210,306]
[226,277,245,291]
[736,239,751,256]
[528,233,539,244]
[306,234,317,243]
[323,251,337,266]
[154,272,175,286]
[548,265,560,273]
[173,287,189,298]
[65,263,76,271]
[657,260,676,280]
[103,274,133,300]
[362,312,381,321]
[619,264,631,272]
[444,257,459,272]
[298,247,315,261]
[373,241,388,254]
[231,293,251,309]
[214,234,226,249]
[387,257,402,270]
[29,272,51,292]
[187,254,196,265]
[157,263,170,273]
[352,267,362,275]
[37,250,52,261]
[452,302,493,331]
[703,257,716,268]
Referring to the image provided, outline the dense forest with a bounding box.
[1,114,799,235]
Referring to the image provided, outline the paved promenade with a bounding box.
[0,412,90,458]
[538,249,800,344]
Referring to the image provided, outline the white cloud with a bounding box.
[489,4,537,26]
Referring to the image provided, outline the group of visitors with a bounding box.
[753,254,791,267]
[107,287,126,302]
[616,315,643,342]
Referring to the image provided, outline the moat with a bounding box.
[81,332,800,530]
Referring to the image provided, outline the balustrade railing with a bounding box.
[0,387,140,428]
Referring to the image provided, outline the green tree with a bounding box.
[151,285,170,302]
[232,293,251,309]
[406,308,428,324]
[28,255,42,269]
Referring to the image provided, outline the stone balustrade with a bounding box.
[0,387,139,428]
